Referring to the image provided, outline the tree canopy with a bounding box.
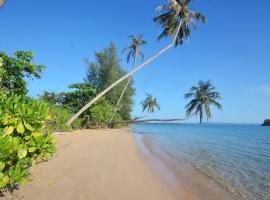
[0,51,45,95]
[42,43,135,128]
[184,80,222,123]
[141,93,160,114]
[154,0,207,46]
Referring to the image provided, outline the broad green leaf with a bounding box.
[2,116,9,125]
[28,147,37,153]
[24,135,32,140]
[17,122,25,134]
[32,132,41,138]
[1,175,9,186]
[18,148,27,159]
[0,162,5,171]
[0,172,3,180]
[4,126,14,135]
[23,121,34,131]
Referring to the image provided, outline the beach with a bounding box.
[4,128,177,200]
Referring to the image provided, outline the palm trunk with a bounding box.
[109,53,137,124]
[199,109,203,124]
[66,21,182,126]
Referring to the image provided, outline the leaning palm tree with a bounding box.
[141,93,160,114]
[67,0,207,126]
[110,35,146,123]
[184,80,222,124]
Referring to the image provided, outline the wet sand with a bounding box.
[137,134,239,200]
[4,129,177,200]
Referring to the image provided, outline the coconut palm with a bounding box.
[141,93,160,114]
[184,80,222,124]
[110,35,146,123]
[67,0,206,126]
[154,0,207,46]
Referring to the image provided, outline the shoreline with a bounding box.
[4,129,176,200]
[133,129,239,200]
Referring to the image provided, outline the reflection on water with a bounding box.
[132,123,270,200]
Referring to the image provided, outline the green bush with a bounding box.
[81,98,122,128]
[45,104,81,132]
[0,92,55,191]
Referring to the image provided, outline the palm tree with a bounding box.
[154,0,207,46]
[141,93,160,114]
[184,80,222,124]
[67,0,206,126]
[110,35,146,123]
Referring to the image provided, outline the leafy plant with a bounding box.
[81,98,121,128]
[45,104,81,132]
[0,91,55,191]
[0,51,45,95]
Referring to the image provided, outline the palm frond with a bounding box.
[154,0,207,47]
[184,80,222,123]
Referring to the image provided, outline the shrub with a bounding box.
[45,104,81,132]
[81,98,122,128]
[0,92,55,191]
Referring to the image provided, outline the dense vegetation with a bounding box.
[0,52,61,192]
[0,0,211,194]
[41,43,135,128]
[262,119,270,126]
[0,51,82,192]
[66,0,207,125]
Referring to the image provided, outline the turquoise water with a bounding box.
[132,123,270,200]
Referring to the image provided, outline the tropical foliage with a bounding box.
[0,91,55,190]
[154,0,207,46]
[43,43,134,128]
[184,80,222,123]
[0,51,45,95]
[45,104,81,132]
[66,0,207,125]
[141,93,160,114]
[122,35,147,63]
[110,35,146,122]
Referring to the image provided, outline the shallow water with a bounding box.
[132,123,270,200]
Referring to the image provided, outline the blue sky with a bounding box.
[1,0,270,123]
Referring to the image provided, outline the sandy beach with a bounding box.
[4,129,178,200]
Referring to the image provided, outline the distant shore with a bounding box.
[4,129,176,200]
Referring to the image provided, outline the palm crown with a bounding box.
[122,34,147,63]
[184,80,222,123]
[141,93,160,113]
[154,0,207,47]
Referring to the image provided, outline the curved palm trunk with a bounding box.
[66,21,182,126]
[109,54,137,123]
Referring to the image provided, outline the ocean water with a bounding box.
[132,123,270,200]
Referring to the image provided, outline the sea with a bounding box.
[132,123,270,200]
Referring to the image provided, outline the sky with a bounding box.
[1,0,270,123]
